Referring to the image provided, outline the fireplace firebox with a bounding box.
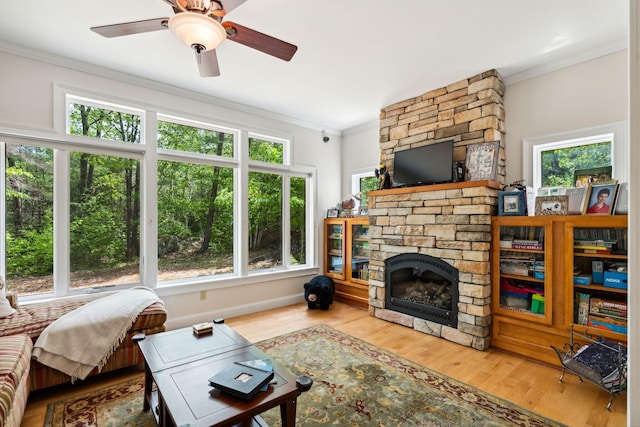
[385,253,459,327]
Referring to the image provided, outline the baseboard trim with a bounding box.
[164,293,306,331]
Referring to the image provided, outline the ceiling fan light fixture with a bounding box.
[168,12,226,51]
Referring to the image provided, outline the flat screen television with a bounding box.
[392,140,453,187]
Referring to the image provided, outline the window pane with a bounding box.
[249,137,284,164]
[70,153,141,289]
[68,103,141,144]
[248,171,282,270]
[157,160,234,280]
[4,144,54,296]
[290,176,306,265]
[158,121,234,157]
[358,176,379,205]
[540,142,611,187]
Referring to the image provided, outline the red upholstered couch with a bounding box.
[0,291,166,391]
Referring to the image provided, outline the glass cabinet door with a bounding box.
[350,221,370,282]
[325,221,345,279]
[492,217,552,325]
[569,220,628,339]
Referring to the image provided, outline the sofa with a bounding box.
[0,289,166,427]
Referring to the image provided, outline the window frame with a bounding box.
[351,168,377,208]
[1,87,317,301]
[523,122,628,189]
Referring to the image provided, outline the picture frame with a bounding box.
[573,166,612,189]
[583,180,618,215]
[358,206,369,217]
[535,195,569,216]
[498,191,526,216]
[464,141,500,182]
[613,182,629,215]
[566,187,587,215]
[326,208,339,218]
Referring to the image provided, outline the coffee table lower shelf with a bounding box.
[147,386,270,427]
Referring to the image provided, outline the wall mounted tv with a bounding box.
[392,140,454,187]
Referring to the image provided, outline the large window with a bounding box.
[157,119,236,281]
[1,92,314,298]
[523,122,628,189]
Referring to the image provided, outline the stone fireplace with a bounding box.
[367,69,505,351]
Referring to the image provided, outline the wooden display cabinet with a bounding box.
[491,215,628,366]
[323,217,369,308]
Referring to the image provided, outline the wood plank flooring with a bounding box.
[21,301,626,427]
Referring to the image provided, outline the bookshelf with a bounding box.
[491,215,628,366]
[323,217,369,308]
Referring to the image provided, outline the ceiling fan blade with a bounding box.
[91,18,169,38]
[217,0,249,15]
[197,49,221,77]
[222,21,297,61]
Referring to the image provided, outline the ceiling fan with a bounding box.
[91,0,298,77]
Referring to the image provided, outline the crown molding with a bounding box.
[503,38,628,86]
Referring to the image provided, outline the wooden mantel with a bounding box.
[368,180,501,197]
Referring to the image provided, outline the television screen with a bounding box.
[392,140,453,187]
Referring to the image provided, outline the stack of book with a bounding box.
[500,255,539,276]
[573,238,616,255]
[500,237,543,250]
[588,298,627,334]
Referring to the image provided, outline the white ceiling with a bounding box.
[0,1,629,133]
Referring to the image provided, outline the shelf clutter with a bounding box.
[552,325,627,411]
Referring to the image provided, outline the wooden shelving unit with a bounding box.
[491,215,628,366]
[323,217,369,308]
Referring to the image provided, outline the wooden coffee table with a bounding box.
[136,323,310,427]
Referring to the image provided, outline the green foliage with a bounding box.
[248,172,282,252]
[541,142,611,187]
[249,137,284,164]
[290,176,306,264]
[6,218,53,277]
[359,176,379,204]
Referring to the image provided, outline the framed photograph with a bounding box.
[326,208,339,218]
[358,206,369,217]
[583,180,618,215]
[573,166,612,189]
[535,195,569,216]
[464,141,500,182]
[498,191,525,216]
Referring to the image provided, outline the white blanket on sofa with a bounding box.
[32,286,161,381]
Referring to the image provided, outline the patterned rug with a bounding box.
[44,324,565,427]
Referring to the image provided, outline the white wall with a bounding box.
[503,50,628,184]
[0,48,342,328]
[341,120,379,198]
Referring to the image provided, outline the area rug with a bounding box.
[44,324,565,427]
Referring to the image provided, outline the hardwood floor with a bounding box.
[22,301,626,427]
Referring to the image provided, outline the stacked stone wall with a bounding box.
[368,184,498,350]
[370,69,506,351]
[379,69,506,185]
